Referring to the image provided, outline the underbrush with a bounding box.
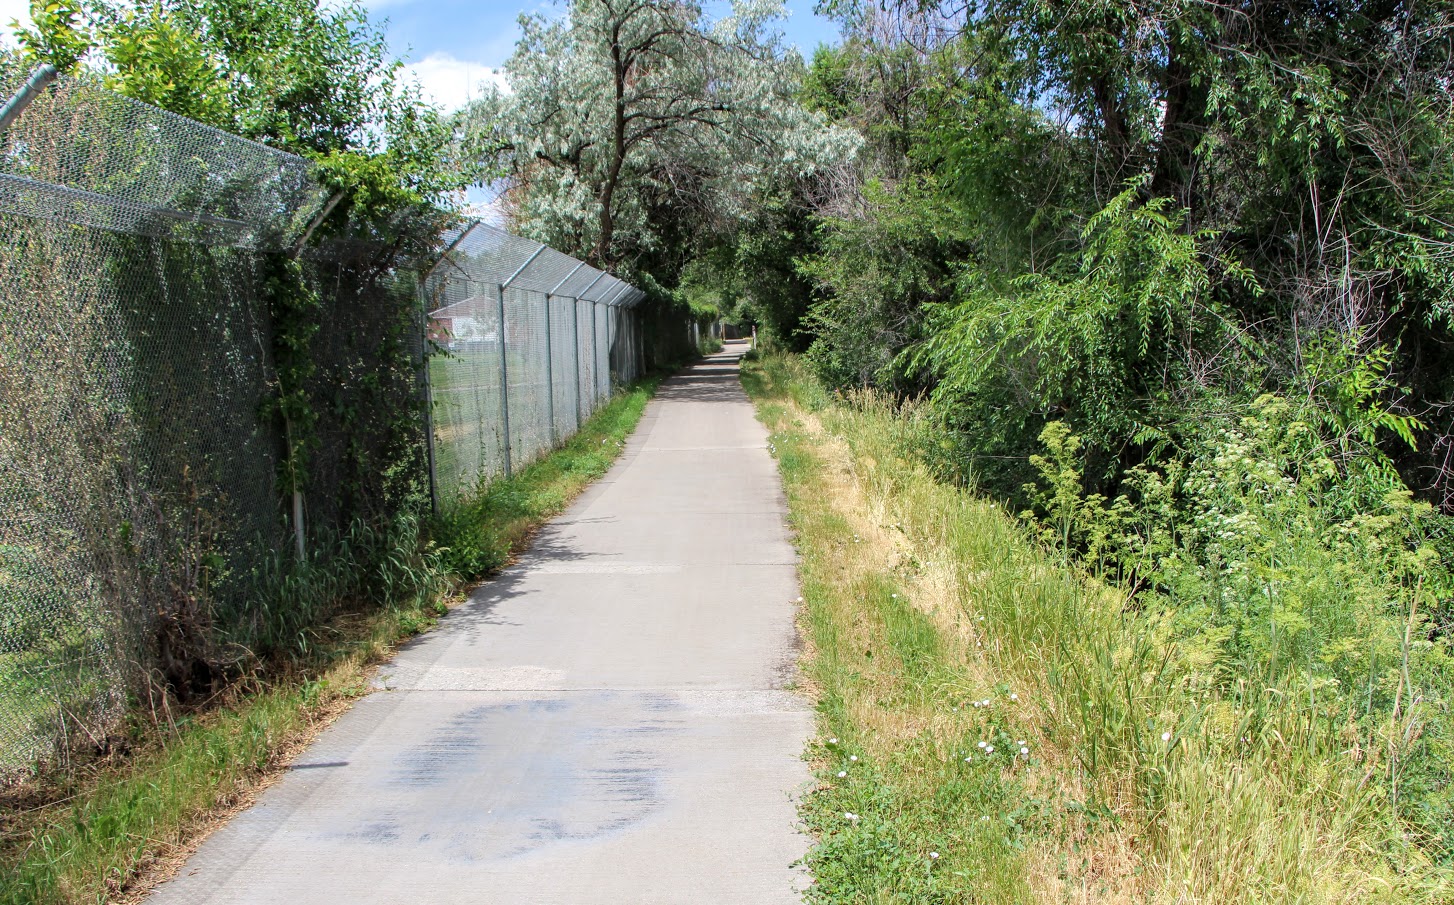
[744,352,1453,903]
[0,378,660,905]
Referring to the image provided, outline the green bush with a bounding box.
[1021,399,1454,857]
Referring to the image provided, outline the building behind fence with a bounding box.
[0,64,692,774]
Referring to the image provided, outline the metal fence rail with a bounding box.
[0,64,667,774]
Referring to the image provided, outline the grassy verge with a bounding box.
[431,378,660,581]
[0,377,661,905]
[743,352,1451,904]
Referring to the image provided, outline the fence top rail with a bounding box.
[424,218,644,308]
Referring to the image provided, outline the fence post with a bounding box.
[543,294,556,445]
[0,64,57,133]
[545,262,585,446]
[496,246,546,477]
[572,297,583,429]
[597,284,628,395]
[496,282,513,477]
[292,486,306,561]
[591,300,600,405]
[417,276,440,516]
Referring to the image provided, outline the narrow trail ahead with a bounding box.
[150,341,813,904]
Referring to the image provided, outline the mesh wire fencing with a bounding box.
[0,60,332,773]
[421,221,644,505]
[0,64,655,775]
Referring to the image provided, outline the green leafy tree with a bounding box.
[16,0,458,205]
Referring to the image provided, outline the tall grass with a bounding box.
[744,352,1453,903]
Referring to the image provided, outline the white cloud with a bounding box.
[404,51,507,113]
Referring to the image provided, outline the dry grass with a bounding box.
[745,353,1450,905]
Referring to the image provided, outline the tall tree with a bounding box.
[461,0,855,272]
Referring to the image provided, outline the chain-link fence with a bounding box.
[0,64,665,775]
[421,221,644,504]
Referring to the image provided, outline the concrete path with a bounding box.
[149,341,812,905]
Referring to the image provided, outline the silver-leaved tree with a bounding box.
[460,0,856,272]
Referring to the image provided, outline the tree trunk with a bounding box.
[1091,74,1133,184]
[1151,43,1207,212]
[595,19,629,266]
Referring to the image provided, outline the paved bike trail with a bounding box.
[149,341,812,904]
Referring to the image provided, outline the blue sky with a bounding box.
[379,0,842,111]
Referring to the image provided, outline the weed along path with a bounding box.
[148,341,813,905]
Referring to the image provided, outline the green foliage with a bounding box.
[775,0,1454,495]
[259,256,319,497]
[15,1,90,71]
[910,181,1239,496]
[100,5,230,124]
[798,176,960,391]
[240,509,442,660]
[143,0,427,158]
[1301,331,1425,453]
[731,185,820,350]
[1019,408,1454,856]
[15,0,458,199]
[921,75,1081,277]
